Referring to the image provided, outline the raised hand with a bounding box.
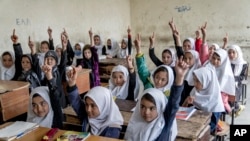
[48,26,52,39]
[66,66,79,87]
[42,58,53,80]
[134,33,141,55]
[28,36,36,54]
[174,56,189,85]
[89,27,93,37]
[127,26,131,34]
[168,17,175,31]
[11,29,18,44]
[223,33,228,44]
[201,22,207,37]
[62,28,68,40]
[149,32,155,48]
[222,33,228,49]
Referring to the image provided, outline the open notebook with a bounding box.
[0,121,39,141]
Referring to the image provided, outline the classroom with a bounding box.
[0,0,250,140]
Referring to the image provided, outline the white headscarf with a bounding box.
[208,49,235,96]
[55,44,62,65]
[163,48,176,67]
[0,51,16,80]
[150,65,174,96]
[190,67,225,112]
[117,38,130,59]
[106,38,119,57]
[210,43,220,50]
[109,65,129,99]
[184,50,201,85]
[125,88,177,141]
[184,37,195,50]
[27,86,53,128]
[84,86,123,135]
[227,45,247,76]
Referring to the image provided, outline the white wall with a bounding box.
[130,0,250,70]
[0,0,131,54]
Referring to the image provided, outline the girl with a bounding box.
[149,32,176,67]
[108,55,139,101]
[227,45,247,116]
[117,27,132,58]
[168,18,195,52]
[27,60,64,129]
[185,67,225,134]
[124,54,189,141]
[0,51,15,80]
[11,33,41,91]
[134,34,174,97]
[206,48,235,113]
[66,67,123,139]
[41,32,68,108]
[78,44,100,88]
[89,28,106,60]
[104,38,119,58]
[180,50,201,105]
[72,42,84,66]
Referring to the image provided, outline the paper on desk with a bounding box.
[0,121,39,140]
[130,106,136,112]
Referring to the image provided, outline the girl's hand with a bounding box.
[223,33,228,44]
[174,56,189,85]
[28,36,36,54]
[134,33,141,55]
[11,29,18,44]
[149,32,155,48]
[89,27,93,37]
[168,17,175,31]
[48,26,52,39]
[127,26,131,34]
[67,67,79,87]
[42,58,53,80]
[201,22,207,36]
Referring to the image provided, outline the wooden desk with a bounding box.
[0,80,29,123]
[0,123,124,141]
[176,111,212,141]
[63,100,212,141]
[99,58,127,82]
[63,69,91,95]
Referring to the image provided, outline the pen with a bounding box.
[16,132,25,139]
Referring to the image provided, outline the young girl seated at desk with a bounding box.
[11,31,41,91]
[205,48,235,114]
[183,67,225,134]
[124,53,189,141]
[108,55,139,101]
[117,27,132,59]
[66,67,124,139]
[27,59,64,128]
[148,32,176,67]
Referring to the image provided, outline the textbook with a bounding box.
[176,106,196,120]
[0,121,39,141]
[57,131,90,141]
